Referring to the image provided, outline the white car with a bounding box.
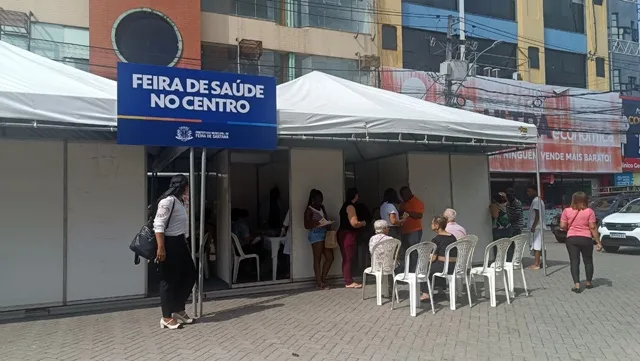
[598,198,640,253]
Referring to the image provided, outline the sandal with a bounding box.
[345,283,362,289]
[419,294,430,302]
[585,284,593,290]
[316,283,330,290]
[571,287,582,294]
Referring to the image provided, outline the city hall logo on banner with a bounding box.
[176,126,193,142]
[115,63,277,150]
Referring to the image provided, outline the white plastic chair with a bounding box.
[471,237,513,307]
[502,234,529,297]
[431,239,475,310]
[392,241,437,316]
[363,238,401,306]
[231,233,260,283]
[459,235,479,294]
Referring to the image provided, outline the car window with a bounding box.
[592,197,616,211]
[619,199,640,213]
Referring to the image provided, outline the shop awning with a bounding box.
[0,40,117,127]
[277,71,537,145]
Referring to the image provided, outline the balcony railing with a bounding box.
[610,38,640,56]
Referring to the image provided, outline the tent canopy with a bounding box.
[0,41,117,127]
[277,71,537,145]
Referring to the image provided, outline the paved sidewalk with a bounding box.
[2,235,640,361]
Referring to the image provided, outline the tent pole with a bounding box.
[534,137,547,276]
[189,148,197,315]
[198,148,207,317]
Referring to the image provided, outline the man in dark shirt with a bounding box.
[506,188,524,235]
[505,188,523,262]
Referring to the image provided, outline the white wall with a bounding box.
[290,148,344,280]
[407,153,452,232]
[0,139,64,309]
[450,155,493,263]
[216,150,232,285]
[66,143,146,302]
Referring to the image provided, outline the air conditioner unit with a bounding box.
[358,55,380,70]
[512,72,522,81]
[238,39,263,60]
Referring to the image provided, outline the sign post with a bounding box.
[117,63,278,317]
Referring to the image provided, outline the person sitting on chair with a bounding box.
[421,216,458,302]
[369,220,394,255]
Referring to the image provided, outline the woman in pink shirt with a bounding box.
[559,192,603,293]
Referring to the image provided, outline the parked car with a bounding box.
[550,193,640,243]
[598,197,640,253]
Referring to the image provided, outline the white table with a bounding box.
[265,236,286,281]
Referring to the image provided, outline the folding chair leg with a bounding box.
[503,272,511,305]
[362,272,367,300]
[391,280,397,310]
[409,281,417,317]
[521,267,529,297]
[465,275,473,308]
[426,279,435,315]
[449,277,456,311]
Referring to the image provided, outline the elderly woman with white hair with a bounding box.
[443,208,467,239]
[369,219,394,254]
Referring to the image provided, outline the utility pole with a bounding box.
[458,0,466,60]
[445,15,453,106]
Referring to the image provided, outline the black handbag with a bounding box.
[130,198,175,265]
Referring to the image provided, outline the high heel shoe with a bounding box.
[173,312,194,324]
[160,318,182,329]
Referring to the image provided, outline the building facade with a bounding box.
[0,0,394,84]
[378,0,628,211]
[608,0,640,96]
[391,0,610,90]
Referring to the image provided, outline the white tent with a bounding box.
[0,41,117,127]
[277,71,537,144]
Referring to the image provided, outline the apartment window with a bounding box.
[406,0,515,20]
[593,0,603,5]
[544,0,585,33]
[30,22,90,71]
[295,54,367,84]
[404,0,456,10]
[630,76,637,91]
[0,26,29,49]
[0,9,29,50]
[610,13,624,40]
[465,0,516,21]
[595,57,605,78]
[612,69,621,91]
[297,0,373,34]
[528,47,540,69]
[545,48,586,88]
[382,25,397,50]
[201,43,286,83]
[201,0,280,22]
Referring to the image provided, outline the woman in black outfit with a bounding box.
[420,216,458,302]
[338,188,367,288]
[153,175,196,330]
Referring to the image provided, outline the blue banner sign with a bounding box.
[614,173,633,187]
[117,62,277,149]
